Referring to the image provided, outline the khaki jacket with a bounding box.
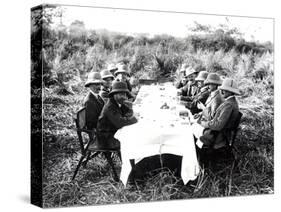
[187,86,210,114]
[83,92,104,130]
[202,96,240,149]
[181,81,198,97]
[202,90,223,120]
[193,86,210,104]
[175,80,187,89]
[97,97,137,142]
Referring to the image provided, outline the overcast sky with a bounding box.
[51,5,273,43]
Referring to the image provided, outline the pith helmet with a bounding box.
[114,63,130,77]
[85,72,103,87]
[100,69,114,80]
[195,71,209,81]
[179,63,189,73]
[107,64,118,72]
[108,81,130,97]
[219,78,240,95]
[204,73,222,85]
[185,67,198,77]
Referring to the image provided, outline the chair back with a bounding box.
[74,107,93,155]
[229,111,243,146]
[75,107,86,129]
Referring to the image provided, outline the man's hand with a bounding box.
[200,121,209,128]
[197,101,206,110]
[193,112,202,120]
[177,90,182,96]
[181,79,187,84]
[123,100,133,108]
[196,139,204,149]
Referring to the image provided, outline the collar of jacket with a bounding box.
[90,90,99,98]
[224,95,236,102]
[101,86,110,92]
[205,89,220,105]
[210,89,220,97]
[108,97,122,108]
[200,86,209,92]
[216,95,236,112]
[190,81,196,86]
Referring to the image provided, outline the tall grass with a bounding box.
[39,25,274,207]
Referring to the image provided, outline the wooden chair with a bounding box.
[72,107,121,181]
[228,111,243,148]
[199,111,243,167]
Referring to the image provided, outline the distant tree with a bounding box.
[188,21,212,33]
[31,5,59,89]
[69,20,87,42]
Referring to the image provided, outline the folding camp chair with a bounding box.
[228,111,243,149]
[72,107,121,181]
[198,111,243,167]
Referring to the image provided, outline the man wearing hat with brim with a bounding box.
[97,81,138,149]
[114,63,132,91]
[192,77,241,150]
[175,63,189,89]
[83,72,105,130]
[114,63,136,101]
[99,69,115,102]
[197,72,224,121]
[184,71,210,114]
[107,64,118,75]
[178,66,200,98]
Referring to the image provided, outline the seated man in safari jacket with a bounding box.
[99,69,115,102]
[114,63,132,91]
[113,63,135,100]
[97,81,138,149]
[183,71,210,114]
[178,67,199,98]
[196,72,224,121]
[83,72,104,130]
[175,63,189,89]
[191,78,240,150]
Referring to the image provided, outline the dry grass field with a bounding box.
[31,6,274,208]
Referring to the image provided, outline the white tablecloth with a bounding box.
[114,83,200,185]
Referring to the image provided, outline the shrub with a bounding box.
[85,44,107,72]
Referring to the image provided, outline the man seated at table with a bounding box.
[181,71,210,114]
[114,63,135,100]
[178,66,200,99]
[99,69,115,102]
[191,78,240,150]
[83,72,104,130]
[97,81,138,149]
[107,63,118,76]
[114,63,132,91]
[129,76,141,98]
[175,63,188,89]
[196,72,223,121]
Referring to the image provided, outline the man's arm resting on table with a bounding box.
[106,107,138,129]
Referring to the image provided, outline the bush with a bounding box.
[129,46,153,75]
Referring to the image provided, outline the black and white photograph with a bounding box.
[30,2,274,209]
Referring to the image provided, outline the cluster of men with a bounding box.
[175,63,241,153]
[83,63,137,149]
[82,61,241,162]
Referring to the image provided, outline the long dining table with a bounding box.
[114,82,200,185]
